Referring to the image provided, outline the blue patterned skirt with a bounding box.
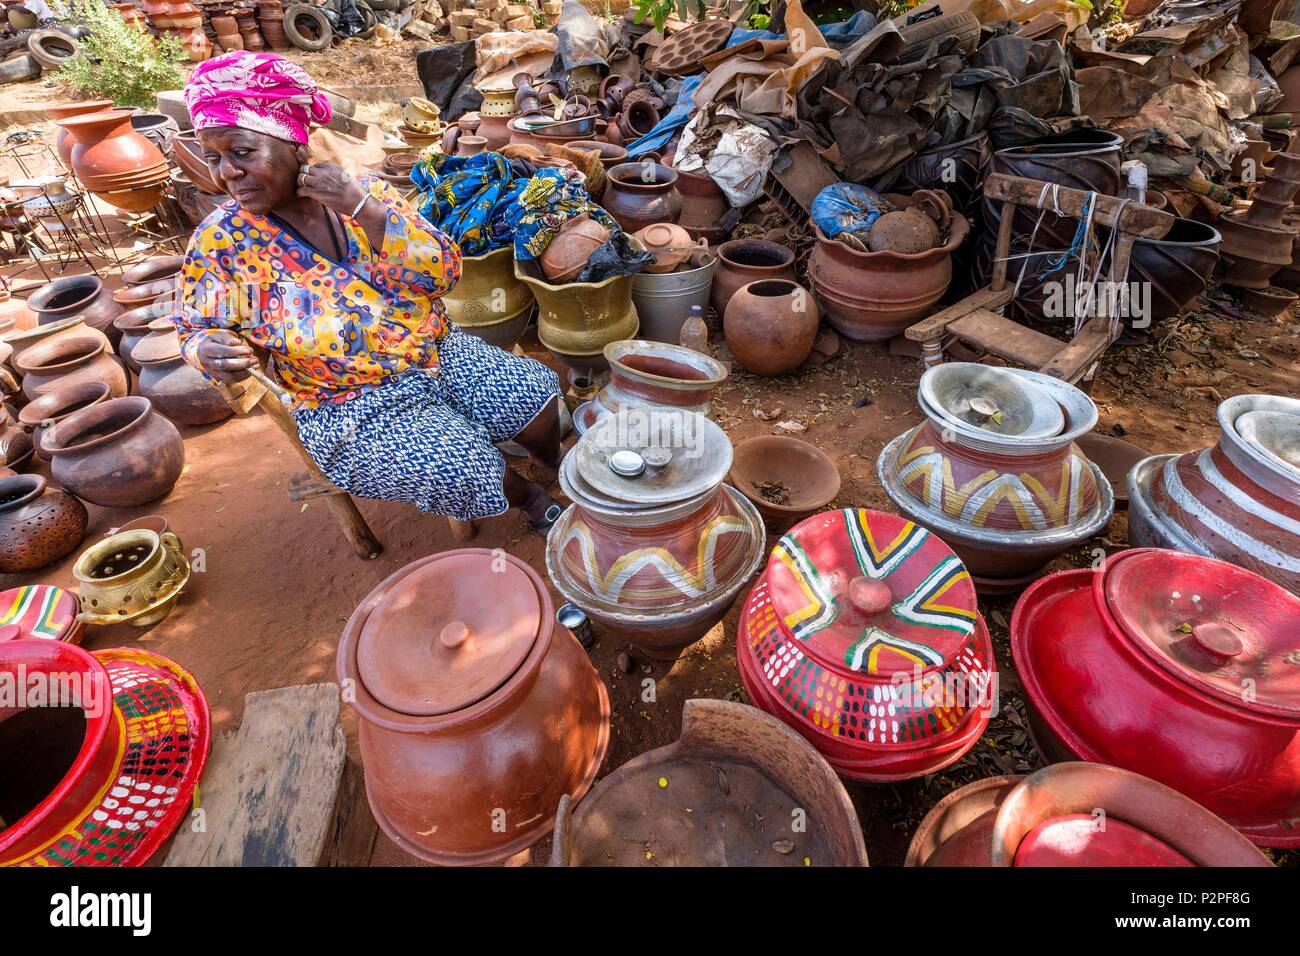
[292,328,560,521]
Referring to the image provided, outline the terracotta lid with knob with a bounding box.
[1099,549,1300,721]
[355,551,542,716]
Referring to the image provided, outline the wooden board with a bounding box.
[947,309,1065,368]
[906,287,1016,341]
[164,683,376,867]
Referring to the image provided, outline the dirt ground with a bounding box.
[2,56,1298,867]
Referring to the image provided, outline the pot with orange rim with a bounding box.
[45,99,113,167]
[736,507,997,782]
[1010,547,1300,846]
[337,548,610,866]
[574,339,727,435]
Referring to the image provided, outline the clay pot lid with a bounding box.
[356,552,541,716]
[574,408,732,506]
[1234,409,1300,475]
[0,584,81,642]
[1012,814,1193,867]
[920,363,1065,440]
[765,508,979,677]
[1100,549,1300,720]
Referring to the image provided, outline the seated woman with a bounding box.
[174,51,563,529]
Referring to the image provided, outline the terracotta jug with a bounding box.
[16,335,128,402]
[58,109,167,186]
[710,238,797,316]
[337,549,611,865]
[134,327,233,426]
[723,279,821,376]
[0,474,87,573]
[601,162,682,233]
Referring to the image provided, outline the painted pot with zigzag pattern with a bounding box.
[878,364,1114,593]
[737,508,996,782]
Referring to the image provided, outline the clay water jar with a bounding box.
[441,246,534,350]
[1011,548,1300,847]
[45,99,114,167]
[737,507,996,782]
[133,328,232,426]
[18,380,112,462]
[2,315,110,370]
[16,335,128,402]
[0,474,87,573]
[576,338,727,434]
[729,435,841,533]
[338,549,611,866]
[907,764,1270,867]
[26,274,124,349]
[710,238,797,316]
[601,162,682,233]
[673,167,729,244]
[723,279,821,376]
[58,109,167,188]
[42,396,185,508]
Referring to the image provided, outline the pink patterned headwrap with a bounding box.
[184,51,332,145]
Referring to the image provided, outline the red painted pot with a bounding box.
[737,507,996,781]
[1011,547,1300,846]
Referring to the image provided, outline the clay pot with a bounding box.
[729,435,841,533]
[112,276,176,310]
[1127,393,1299,595]
[73,528,190,627]
[0,428,33,475]
[133,330,233,427]
[113,299,173,373]
[1128,218,1221,322]
[1076,431,1149,511]
[908,764,1270,866]
[17,381,112,462]
[1011,548,1300,847]
[45,99,114,167]
[878,364,1113,592]
[43,396,185,508]
[575,339,727,435]
[547,409,766,661]
[672,167,730,245]
[122,254,185,287]
[515,253,640,373]
[58,109,167,189]
[723,279,821,376]
[553,699,868,866]
[633,222,696,274]
[601,163,682,233]
[441,246,534,350]
[2,315,111,370]
[337,548,611,865]
[0,474,87,573]
[16,336,128,402]
[710,238,796,316]
[1240,284,1298,318]
[539,212,610,283]
[567,139,628,172]
[26,274,124,349]
[630,247,716,344]
[737,507,997,781]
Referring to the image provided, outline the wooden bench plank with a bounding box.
[948,309,1064,368]
[906,287,1016,341]
[1037,315,1116,382]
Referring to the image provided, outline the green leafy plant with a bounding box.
[631,0,707,33]
[49,0,188,109]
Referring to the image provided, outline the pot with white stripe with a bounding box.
[1127,394,1299,595]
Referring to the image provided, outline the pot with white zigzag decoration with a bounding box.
[1127,394,1299,596]
[877,363,1114,593]
[736,508,996,782]
[545,407,765,662]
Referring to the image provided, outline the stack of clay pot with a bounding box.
[211,13,243,50]
[338,548,610,865]
[46,100,113,168]
[1217,151,1300,289]
[235,6,264,51]
[475,82,520,151]
[257,1,290,49]
[1128,393,1299,595]
[143,0,209,61]
[56,109,170,212]
[1012,547,1300,847]
[573,338,727,435]
[441,246,534,350]
[112,2,148,29]
[737,507,997,782]
[114,255,182,371]
[438,113,480,157]
[546,408,765,662]
[878,363,1114,592]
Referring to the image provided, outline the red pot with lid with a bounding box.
[337,548,611,865]
[1011,547,1300,846]
[737,507,997,781]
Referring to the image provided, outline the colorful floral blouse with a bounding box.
[175,176,461,409]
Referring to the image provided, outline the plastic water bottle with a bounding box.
[679,305,708,353]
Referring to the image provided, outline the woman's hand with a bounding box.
[297,162,367,216]
[196,330,257,383]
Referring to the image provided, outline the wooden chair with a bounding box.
[905,172,1177,383]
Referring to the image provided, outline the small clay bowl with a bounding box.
[1239,285,1298,319]
[1076,432,1149,511]
[729,435,841,532]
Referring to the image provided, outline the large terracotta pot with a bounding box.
[58,109,167,187]
[724,279,820,376]
[710,238,796,316]
[808,213,970,342]
[547,409,766,661]
[133,327,233,426]
[601,162,682,233]
[46,99,114,167]
[1128,393,1299,595]
[515,255,640,373]
[878,364,1114,592]
[737,507,996,782]
[26,274,124,349]
[17,380,112,462]
[15,335,128,402]
[73,528,190,627]
[42,396,185,507]
[907,764,1270,867]
[673,167,729,244]
[1011,547,1300,847]
[0,474,87,573]
[337,548,610,865]
[574,338,727,435]
[2,316,111,370]
[553,699,868,866]
[442,246,534,350]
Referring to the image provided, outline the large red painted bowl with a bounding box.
[1011,547,1300,846]
[737,508,996,781]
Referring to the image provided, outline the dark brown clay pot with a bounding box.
[2,316,111,371]
[134,329,233,426]
[18,381,113,463]
[26,274,124,349]
[601,162,682,233]
[337,549,611,866]
[122,253,185,287]
[16,335,128,402]
[43,396,185,508]
[0,473,88,573]
[710,238,797,316]
[0,427,34,475]
[113,300,172,373]
[674,167,729,244]
[723,279,820,376]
